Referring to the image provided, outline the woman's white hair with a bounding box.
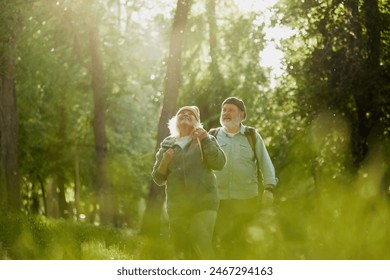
[168,115,203,138]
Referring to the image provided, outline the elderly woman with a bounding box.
[152,105,226,259]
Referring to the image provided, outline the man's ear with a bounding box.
[239,111,245,121]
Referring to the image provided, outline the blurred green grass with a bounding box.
[1,183,389,260]
[0,211,174,260]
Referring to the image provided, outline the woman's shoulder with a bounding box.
[160,136,176,148]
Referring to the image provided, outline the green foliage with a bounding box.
[273,0,390,166]
[14,0,165,223]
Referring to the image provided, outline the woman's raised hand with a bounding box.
[192,127,208,141]
[161,148,175,164]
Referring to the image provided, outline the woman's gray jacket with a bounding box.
[152,135,226,216]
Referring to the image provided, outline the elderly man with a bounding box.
[210,97,278,258]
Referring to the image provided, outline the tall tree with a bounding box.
[203,0,226,127]
[353,0,382,162]
[0,1,22,211]
[85,0,112,225]
[56,104,69,218]
[141,0,192,237]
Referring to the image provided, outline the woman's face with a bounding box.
[177,109,198,130]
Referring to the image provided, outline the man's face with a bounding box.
[220,103,244,129]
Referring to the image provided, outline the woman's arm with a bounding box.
[151,140,175,186]
[201,135,226,171]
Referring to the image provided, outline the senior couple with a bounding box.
[152,97,278,259]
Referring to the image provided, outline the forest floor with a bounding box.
[1,201,390,260]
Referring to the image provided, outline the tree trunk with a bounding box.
[57,171,68,218]
[46,177,59,218]
[57,105,69,218]
[351,0,381,166]
[86,2,112,225]
[204,0,226,128]
[0,11,21,212]
[141,0,192,237]
[74,150,81,219]
[207,0,218,74]
[38,176,48,216]
[363,0,380,70]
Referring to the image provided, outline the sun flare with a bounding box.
[234,0,296,87]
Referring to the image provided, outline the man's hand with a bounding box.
[262,188,274,209]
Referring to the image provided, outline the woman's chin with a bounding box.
[178,121,193,129]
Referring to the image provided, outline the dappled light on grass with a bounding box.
[81,241,131,260]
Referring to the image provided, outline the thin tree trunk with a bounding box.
[141,0,192,237]
[74,150,81,219]
[86,2,112,225]
[57,105,69,218]
[194,0,226,128]
[46,177,59,218]
[363,0,380,70]
[39,176,48,216]
[0,12,21,212]
[204,0,226,127]
[207,0,218,74]
[351,0,381,166]
[157,0,192,143]
[57,172,68,218]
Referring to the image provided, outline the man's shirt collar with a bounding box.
[221,124,245,137]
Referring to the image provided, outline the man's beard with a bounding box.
[220,117,240,130]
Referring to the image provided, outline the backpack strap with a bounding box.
[245,126,263,191]
[244,126,257,154]
[208,127,221,138]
